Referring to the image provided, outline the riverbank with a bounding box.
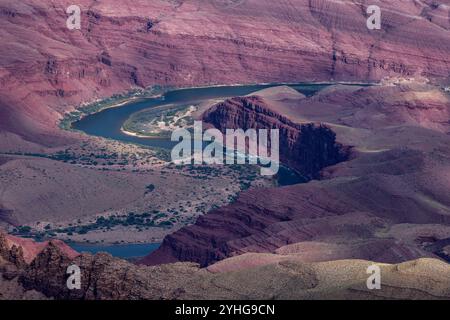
[59,86,169,131]
[46,82,370,248]
[61,81,375,133]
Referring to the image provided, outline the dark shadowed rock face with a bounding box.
[202,96,349,179]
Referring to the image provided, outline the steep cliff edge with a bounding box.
[202,96,349,178]
[142,83,450,267]
[1,0,450,148]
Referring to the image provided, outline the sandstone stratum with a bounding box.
[1,0,450,300]
[1,0,450,147]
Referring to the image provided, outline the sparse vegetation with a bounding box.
[12,211,177,239]
[59,86,167,131]
[145,184,155,193]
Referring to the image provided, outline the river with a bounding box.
[73,83,329,149]
[70,83,348,258]
[69,242,160,260]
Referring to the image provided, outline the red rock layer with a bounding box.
[4,233,449,300]
[202,96,349,178]
[1,0,450,146]
[141,83,450,267]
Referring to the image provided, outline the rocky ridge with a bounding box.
[2,232,450,300]
[202,95,349,178]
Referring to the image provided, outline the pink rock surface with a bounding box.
[4,233,79,263]
[1,0,450,146]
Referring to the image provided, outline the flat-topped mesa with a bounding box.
[202,96,349,179]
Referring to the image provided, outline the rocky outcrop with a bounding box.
[1,0,450,147]
[0,232,78,264]
[202,96,349,178]
[4,233,450,300]
[19,244,202,300]
[0,233,26,268]
[143,95,351,267]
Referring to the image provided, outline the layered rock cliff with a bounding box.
[142,94,351,267]
[1,0,450,147]
[0,232,78,265]
[202,96,349,178]
[142,83,450,267]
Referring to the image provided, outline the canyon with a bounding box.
[1,0,450,148]
[143,82,450,267]
[1,0,450,300]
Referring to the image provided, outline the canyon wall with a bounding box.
[142,83,450,267]
[1,0,450,147]
[202,96,349,178]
